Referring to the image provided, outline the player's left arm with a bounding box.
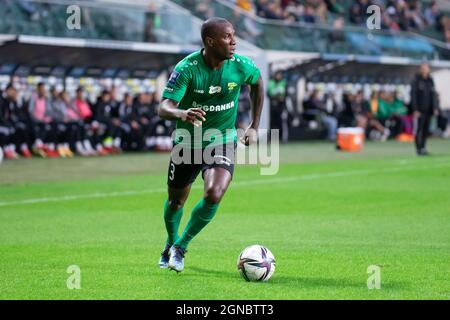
[244,74,264,146]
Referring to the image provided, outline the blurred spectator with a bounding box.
[0,81,179,160]
[144,4,158,43]
[354,90,390,141]
[134,91,165,150]
[17,0,40,20]
[28,82,59,157]
[393,91,413,136]
[349,0,369,25]
[325,0,345,15]
[93,89,122,153]
[47,87,74,157]
[328,16,346,52]
[236,0,255,12]
[268,71,287,139]
[196,0,214,19]
[424,1,440,26]
[0,84,33,159]
[302,5,317,24]
[58,90,92,157]
[353,90,371,128]
[408,1,425,31]
[120,93,144,151]
[304,90,338,140]
[377,90,408,137]
[74,87,100,155]
[411,62,438,155]
[236,85,251,130]
[74,86,93,121]
[338,92,356,127]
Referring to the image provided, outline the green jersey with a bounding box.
[162,49,260,148]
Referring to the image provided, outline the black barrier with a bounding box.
[0,300,441,318]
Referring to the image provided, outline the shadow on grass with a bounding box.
[183,267,409,291]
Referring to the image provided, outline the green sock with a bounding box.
[175,199,219,250]
[164,200,184,245]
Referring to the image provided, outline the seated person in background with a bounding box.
[376,91,408,137]
[93,89,122,154]
[393,91,413,136]
[119,93,144,151]
[48,88,74,157]
[355,90,390,141]
[28,82,59,157]
[304,89,338,141]
[337,92,356,127]
[134,91,160,150]
[1,84,33,158]
[60,90,92,156]
[268,71,287,138]
[73,86,104,155]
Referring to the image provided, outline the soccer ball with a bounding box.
[237,245,276,282]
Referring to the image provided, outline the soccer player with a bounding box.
[157,17,264,272]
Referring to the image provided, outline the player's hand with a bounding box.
[181,108,206,127]
[413,111,421,118]
[241,127,258,146]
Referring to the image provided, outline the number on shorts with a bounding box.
[169,163,175,181]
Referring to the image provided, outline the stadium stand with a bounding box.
[0,0,449,160]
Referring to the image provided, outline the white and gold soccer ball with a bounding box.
[237,245,276,282]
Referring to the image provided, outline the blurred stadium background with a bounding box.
[0,0,449,159]
[1,0,450,300]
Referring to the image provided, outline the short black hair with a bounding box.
[201,17,231,44]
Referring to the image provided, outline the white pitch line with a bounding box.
[0,162,449,208]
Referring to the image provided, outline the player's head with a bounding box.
[201,17,236,60]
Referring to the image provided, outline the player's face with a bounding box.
[214,23,236,60]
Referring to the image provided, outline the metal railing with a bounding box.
[0,0,202,45]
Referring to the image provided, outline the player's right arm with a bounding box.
[158,62,206,126]
[158,98,205,126]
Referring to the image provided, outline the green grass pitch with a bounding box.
[1,139,449,299]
